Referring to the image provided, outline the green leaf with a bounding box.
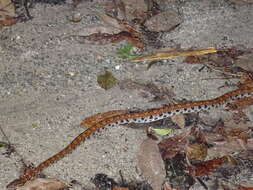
[32,123,39,128]
[0,142,6,148]
[97,71,117,90]
[116,43,137,59]
[152,128,173,136]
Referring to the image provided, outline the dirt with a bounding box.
[0,0,253,189]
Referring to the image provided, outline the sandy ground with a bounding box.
[1,0,253,189]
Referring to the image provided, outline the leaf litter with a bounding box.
[4,1,253,189]
[93,73,253,189]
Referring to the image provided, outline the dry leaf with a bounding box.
[186,143,207,161]
[17,178,68,190]
[112,186,129,190]
[137,138,166,190]
[238,73,253,89]
[188,156,228,177]
[171,114,185,128]
[208,139,248,158]
[130,47,217,62]
[158,129,191,159]
[0,0,15,17]
[234,53,253,73]
[80,31,144,48]
[0,14,16,26]
[0,0,17,26]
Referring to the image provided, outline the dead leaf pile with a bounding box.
[76,0,182,49]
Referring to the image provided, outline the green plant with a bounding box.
[116,43,137,59]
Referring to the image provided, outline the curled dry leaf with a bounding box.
[80,31,144,48]
[137,138,166,190]
[17,178,68,190]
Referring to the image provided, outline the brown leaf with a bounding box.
[80,31,144,48]
[17,178,68,190]
[238,72,253,89]
[183,46,251,72]
[238,185,253,190]
[158,129,191,159]
[208,47,248,67]
[0,0,15,17]
[0,14,17,26]
[183,56,202,64]
[0,0,17,26]
[207,120,252,158]
[137,138,166,190]
[188,156,228,177]
[186,143,207,162]
[112,186,129,190]
[234,52,253,72]
[208,139,248,158]
[171,114,185,129]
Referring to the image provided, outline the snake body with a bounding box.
[7,87,253,189]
